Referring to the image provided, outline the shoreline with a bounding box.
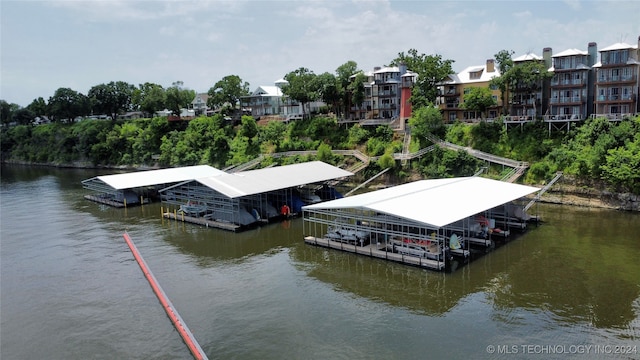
[3,160,638,212]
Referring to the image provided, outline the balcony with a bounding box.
[597,74,636,83]
[596,94,634,102]
[550,96,584,104]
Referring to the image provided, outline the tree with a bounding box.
[165,81,195,117]
[390,49,455,108]
[207,75,250,114]
[335,60,359,117]
[13,108,36,125]
[490,49,514,115]
[132,82,166,117]
[27,97,48,118]
[462,87,497,120]
[348,72,367,115]
[507,61,553,117]
[313,72,340,115]
[281,67,317,117]
[48,87,90,122]
[88,81,135,121]
[1,100,20,126]
[408,104,445,146]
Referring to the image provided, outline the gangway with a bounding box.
[524,171,563,211]
[344,167,391,197]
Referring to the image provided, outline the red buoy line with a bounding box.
[123,232,208,360]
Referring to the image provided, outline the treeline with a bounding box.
[2,112,639,194]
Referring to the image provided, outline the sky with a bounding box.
[1,0,639,107]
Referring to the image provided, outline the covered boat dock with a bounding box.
[159,161,353,231]
[82,165,225,207]
[302,177,540,271]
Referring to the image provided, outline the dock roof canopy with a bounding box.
[303,177,540,228]
[83,165,225,190]
[182,161,353,198]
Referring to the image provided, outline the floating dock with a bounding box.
[163,212,242,232]
[84,194,126,208]
[304,236,446,271]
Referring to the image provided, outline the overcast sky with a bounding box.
[2,0,639,107]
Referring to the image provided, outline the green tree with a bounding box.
[408,104,445,146]
[12,108,35,125]
[335,60,359,117]
[133,82,166,117]
[490,49,514,115]
[88,81,135,121]
[347,72,367,117]
[314,72,340,115]
[27,97,48,117]
[48,87,90,123]
[1,100,20,126]
[390,49,455,107]
[207,75,250,114]
[498,57,552,117]
[165,81,195,117]
[281,67,317,117]
[462,87,497,120]
[316,142,333,163]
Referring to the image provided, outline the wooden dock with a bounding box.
[163,212,241,232]
[304,236,445,271]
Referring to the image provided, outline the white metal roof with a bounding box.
[513,53,542,62]
[600,42,638,52]
[90,165,225,190]
[303,177,540,228]
[553,48,587,58]
[193,161,353,198]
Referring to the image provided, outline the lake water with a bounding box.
[1,165,639,359]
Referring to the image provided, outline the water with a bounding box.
[1,165,639,359]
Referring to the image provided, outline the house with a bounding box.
[548,43,598,121]
[437,59,501,122]
[592,36,640,120]
[191,93,210,116]
[240,79,326,120]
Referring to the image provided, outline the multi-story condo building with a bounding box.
[348,65,416,124]
[371,65,417,120]
[592,37,640,120]
[508,50,552,120]
[437,59,501,122]
[548,43,597,121]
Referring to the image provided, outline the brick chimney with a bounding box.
[486,59,495,73]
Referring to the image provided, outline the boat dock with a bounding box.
[163,212,242,232]
[84,194,126,208]
[304,236,446,271]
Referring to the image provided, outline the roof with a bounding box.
[373,66,400,74]
[454,64,500,83]
[251,86,283,97]
[303,177,540,228]
[513,53,542,62]
[600,42,638,52]
[85,165,225,190]
[553,48,587,58]
[181,161,353,198]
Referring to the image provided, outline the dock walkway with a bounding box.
[304,236,445,270]
[163,212,241,232]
